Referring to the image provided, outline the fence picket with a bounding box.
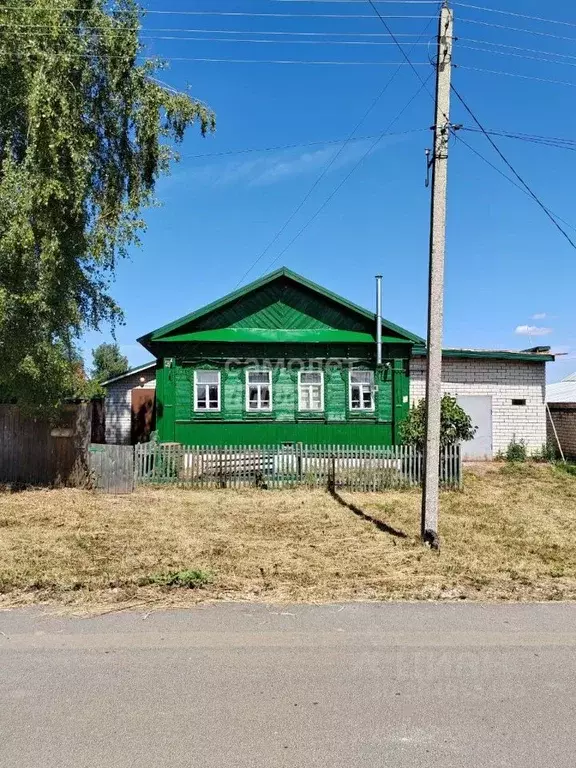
[133,441,462,491]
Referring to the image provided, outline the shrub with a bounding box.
[506,438,527,463]
[400,394,477,449]
[139,569,213,589]
[532,443,557,463]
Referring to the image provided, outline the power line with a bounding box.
[184,128,426,159]
[462,127,576,152]
[458,65,576,89]
[0,6,436,19]
[453,132,576,234]
[366,0,435,97]
[459,44,576,69]
[0,50,433,65]
[460,37,576,64]
[451,84,576,251]
[234,16,434,287]
[0,25,430,38]
[140,36,435,46]
[262,74,433,274]
[6,26,574,61]
[454,3,576,29]
[273,1,439,3]
[459,17,576,45]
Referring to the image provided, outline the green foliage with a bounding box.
[555,462,576,478]
[400,394,477,449]
[531,442,557,463]
[0,1,215,412]
[91,342,128,383]
[506,438,527,463]
[140,569,213,588]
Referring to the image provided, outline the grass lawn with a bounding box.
[1,462,575,611]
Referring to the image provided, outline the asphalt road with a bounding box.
[1,603,575,767]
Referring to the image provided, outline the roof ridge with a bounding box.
[101,360,156,387]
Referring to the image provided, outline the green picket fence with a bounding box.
[134,443,462,491]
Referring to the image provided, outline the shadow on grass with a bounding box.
[328,486,408,540]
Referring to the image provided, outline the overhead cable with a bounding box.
[234,15,434,286]
[454,3,576,29]
[453,132,576,234]
[458,65,576,89]
[452,84,576,251]
[262,75,433,274]
[184,128,426,159]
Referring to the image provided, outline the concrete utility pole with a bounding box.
[421,2,454,549]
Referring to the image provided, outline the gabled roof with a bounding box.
[101,361,156,387]
[138,267,424,349]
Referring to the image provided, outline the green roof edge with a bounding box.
[412,346,554,363]
[138,267,425,349]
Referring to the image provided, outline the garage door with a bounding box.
[456,395,493,460]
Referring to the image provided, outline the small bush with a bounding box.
[532,443,557,463]
[140,569,213,589]
[401,394,477,450]
[506,438,527,463]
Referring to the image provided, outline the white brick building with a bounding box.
[102,362,156,445]
[410,350,548,458]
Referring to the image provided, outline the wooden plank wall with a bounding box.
[88,444,134,494]
[0,404,91,486]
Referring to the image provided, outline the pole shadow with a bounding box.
[328,486,408,540]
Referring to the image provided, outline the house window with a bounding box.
[246,371,272,411]
[194,371,220,411]
[350,371,375,411]
[512,399,527,406]
[299,371,324,411]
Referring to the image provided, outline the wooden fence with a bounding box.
[0,404,91,486]
[135,443,462,491]
[88,444,134,494]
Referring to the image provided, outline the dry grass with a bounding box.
[1,462,575,611]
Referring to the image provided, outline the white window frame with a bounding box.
[349,370,375,412]
[298,370,324,412]
[246,370,273,412]
[194,370,221,412]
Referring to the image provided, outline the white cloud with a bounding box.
[252,146,339,186]
[531,312,547,320]
[515,325,553,337]
[175,133,406,190]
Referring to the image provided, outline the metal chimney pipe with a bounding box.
[375,275,383,366]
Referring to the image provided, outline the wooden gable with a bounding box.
[139,268,423,349]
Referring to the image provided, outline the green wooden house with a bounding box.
[138,268,424,446]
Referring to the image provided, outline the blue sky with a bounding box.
[81,0,576,382]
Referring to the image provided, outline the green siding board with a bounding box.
[155,329,405,344]
[173,421,393,447]
[157,355,410,447]
[149,342,409,363]
[165,282,375,341]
